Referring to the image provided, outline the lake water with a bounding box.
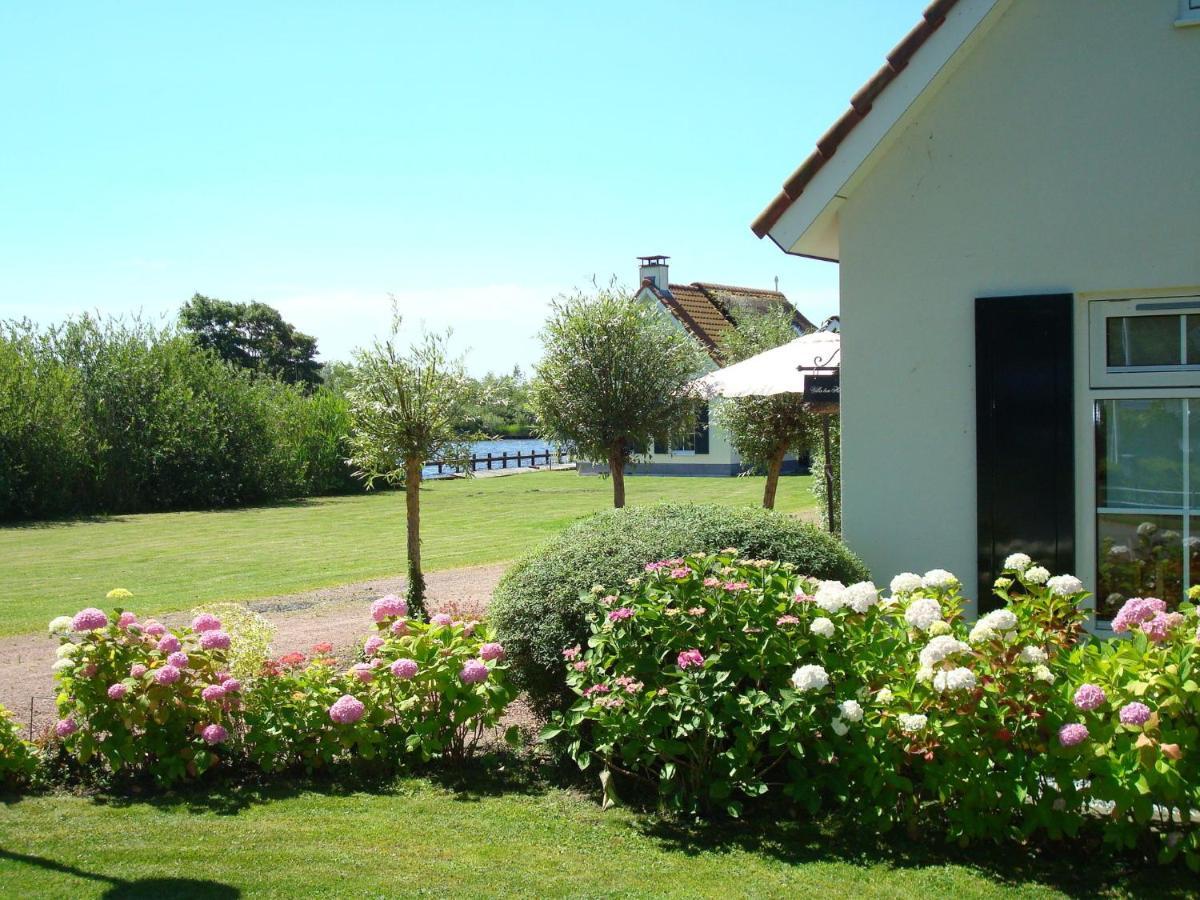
[423,438,567,479]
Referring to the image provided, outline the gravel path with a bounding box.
[0,563,506,735]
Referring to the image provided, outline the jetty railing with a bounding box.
[428,447,573,476]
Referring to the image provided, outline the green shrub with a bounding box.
[0,703,38,789]
[490,503,868,711]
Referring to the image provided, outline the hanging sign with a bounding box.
[804,372,840,404]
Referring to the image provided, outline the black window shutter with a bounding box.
[693,402,710,455]
[975,294,1075,611]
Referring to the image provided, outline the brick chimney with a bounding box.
[637,255,669,290]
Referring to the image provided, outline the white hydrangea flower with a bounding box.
[927,620,952,637]
[993,576,1013,590]
[899,713,928,734]
[814,581,847,613]
[831,718,849,736]
[55,643,78,659]
[980,608,1018,633]
[810,617,835,638]
[1109,545,1132,558]
[1137,521,1157,537]
[1033,664,1055,684]
[1047,574,1084,597]
[904,597,942,632]
[838,699,864,722]
[922,569,958,590]
[48,616,73,637]
[933,666,977,693]
[1019,645,1048,665]
[842,582,879,614]
[918,635,970,668]
[791,664,830,692]
[51,658,74,673]
[889,572,923,595]
[969,622,998,644]
[1024,566,1050,585]
[876,687,894,704]
[1003,552,1032,572]
[916,665,935,683]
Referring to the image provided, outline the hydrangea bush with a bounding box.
[49,596,239,784]
[241,596,516,772]
[543,551,1200,866]
[0,703,38,788]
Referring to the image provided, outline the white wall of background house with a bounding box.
[760,0,1199,617]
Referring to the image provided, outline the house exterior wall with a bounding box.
[836,0,1200,609]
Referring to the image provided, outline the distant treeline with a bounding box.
[0,315,359,520]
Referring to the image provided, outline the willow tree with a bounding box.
[532,287,704,508]
[346,316,472,617]
[713,308,814,510]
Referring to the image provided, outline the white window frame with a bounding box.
[1075,290,1200,635]
[1176,0,1200,28]
[1088,295,1200,388]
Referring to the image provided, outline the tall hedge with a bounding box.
[0,316,360,520]
[490,502,869,711]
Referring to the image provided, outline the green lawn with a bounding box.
[0,471,814,637]
[0,773,1180,899]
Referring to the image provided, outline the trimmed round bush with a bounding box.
[490,502,868,711]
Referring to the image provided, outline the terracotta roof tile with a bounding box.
[751,0,962,240]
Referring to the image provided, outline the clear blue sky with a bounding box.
[0,1,925,375]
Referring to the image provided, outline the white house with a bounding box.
[614,255,813,476]
[752,0,1200,626]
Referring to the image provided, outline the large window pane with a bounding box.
[1096,513,1184,620]
[1106,315,1181,368]
[1096,398,1184,509]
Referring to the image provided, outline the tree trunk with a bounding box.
[404,455,427,618]
[763,442,787,510]
[609,443,626,509]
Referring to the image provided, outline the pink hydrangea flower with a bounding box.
[154,665,181,685]
[390,618,410,636]
[583,684,610,697]
[615,675,643,694]
[1119,702,1152,726]
[776,614,800,626]
[157,634,181,653]
[117,611,138,629]
[608,607,634,622]
[480,642,505,661]
[364,636,385,656]
[371,594,408,622]
[1058,723,1089,747]
[723,581,750,592]
[352,663,375,683]
[391,658,419,679]
[670,567,691,579]
[201,684,227,702]
[460,659,488,684]
[677,648,705,670]
[167,651,189,669]
[1111,597,1167,633]
[430,613,453,627]
[686,607,706,617]
[201,723,228,745]
[55,717,78,738]
[572,660,588,671]
[79,663,98,678]
[1073,683,1107,711]
[1142,611,1185,643]
[191,613,222,633]
[144,622,166,637]
[130,664,148,678]
[562,645,582,660]
[794,592,815,604]
[72,608,109,632]
[221,677,241,694]
[107,683,129,700]
[328,694,365,724]
[200,631,231,651]
[703,577,721,588]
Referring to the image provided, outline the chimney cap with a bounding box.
[637,255,669,265]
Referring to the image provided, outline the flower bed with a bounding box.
[542,551,1200,868]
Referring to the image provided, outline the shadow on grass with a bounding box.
[0,849,239,898]
[635,807,1199,898]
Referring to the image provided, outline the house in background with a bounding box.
[752,0,1200,625]
[580,255,815,476]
